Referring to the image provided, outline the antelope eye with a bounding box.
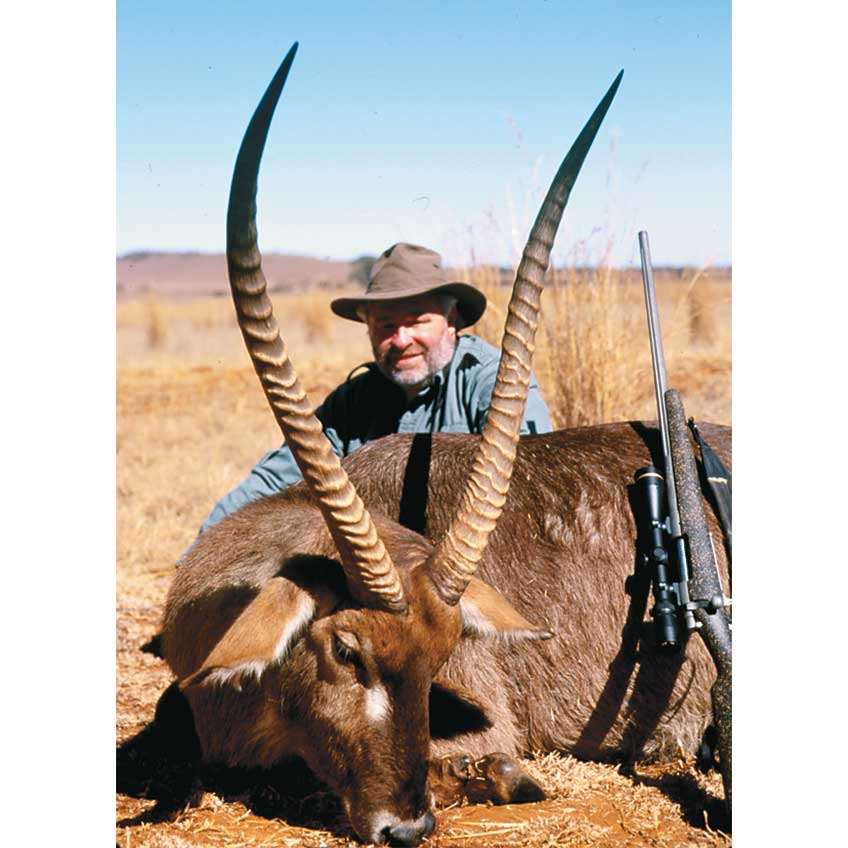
[333,633,360,666]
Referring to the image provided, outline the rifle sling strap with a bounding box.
[687,419,732,571]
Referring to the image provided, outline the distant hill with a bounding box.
[116,251,356,301]
[116,251,730,302]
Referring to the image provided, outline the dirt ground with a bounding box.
[117,278,731,847]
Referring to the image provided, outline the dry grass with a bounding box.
[117,265,731,846]
[299,289,341,343]
[118,290,372,371]
[458,265,731,427]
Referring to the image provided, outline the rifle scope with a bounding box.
[635,465,681,651]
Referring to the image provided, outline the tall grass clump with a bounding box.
[282,290,337,343]
[144,296,169,350]
[682,271,721,348]
[537,266,648,427]
[459,262,648,428]
[457,249,730,429]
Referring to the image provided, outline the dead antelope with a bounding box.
[160,45,727,846]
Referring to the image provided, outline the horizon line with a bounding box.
[116,249,732,271]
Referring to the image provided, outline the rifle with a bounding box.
[635,230,733,815]
[635,232,731,647]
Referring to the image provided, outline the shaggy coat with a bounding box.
[163,421,730,771]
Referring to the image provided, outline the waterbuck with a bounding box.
[160,45,729,846]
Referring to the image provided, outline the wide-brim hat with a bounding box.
[331,242,487,330]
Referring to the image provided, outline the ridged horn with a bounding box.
[227,44,406,613]
[428,71,624,605]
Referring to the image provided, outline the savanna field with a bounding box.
[117,260,731,847]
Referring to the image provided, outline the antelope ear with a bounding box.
[182,562,344,691]
[459,576,554,642]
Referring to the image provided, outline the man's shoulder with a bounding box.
[447,335,501,406]
[454,334,500,370]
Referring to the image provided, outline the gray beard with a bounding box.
[377,333,456,392]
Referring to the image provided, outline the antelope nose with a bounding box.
[382,810,436,846]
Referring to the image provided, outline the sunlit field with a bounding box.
[116,264,731,847]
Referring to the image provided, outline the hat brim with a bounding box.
[331,281,487,330]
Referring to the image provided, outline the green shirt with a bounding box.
[202,334,552,530]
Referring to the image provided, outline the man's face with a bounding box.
[365,294,458,393]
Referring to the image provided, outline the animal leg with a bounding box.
[429,752,545,807]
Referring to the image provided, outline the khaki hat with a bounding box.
[331,243,487,330]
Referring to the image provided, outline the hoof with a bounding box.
[465,753,547,805]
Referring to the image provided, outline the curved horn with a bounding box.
[227,44,406,613]
[428,71,624,605]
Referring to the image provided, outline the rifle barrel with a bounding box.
[638,231,682,536]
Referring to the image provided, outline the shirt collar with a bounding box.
[407,371,442,409]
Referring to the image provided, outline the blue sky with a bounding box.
[117,1,730,267]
